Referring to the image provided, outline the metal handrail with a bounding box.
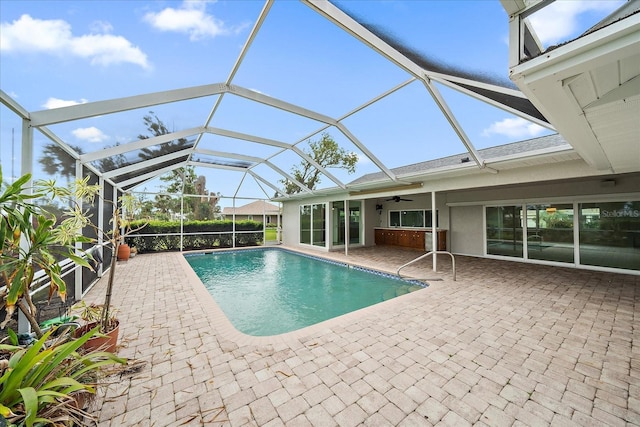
[396,250,456,281]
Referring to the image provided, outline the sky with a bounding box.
[0,0,625,204]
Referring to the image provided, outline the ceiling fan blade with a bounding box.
[385,196,412,202]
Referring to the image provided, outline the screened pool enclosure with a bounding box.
[2,0,638,332]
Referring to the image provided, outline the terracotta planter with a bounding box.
[117,244,131,261]
[74,320,120,353]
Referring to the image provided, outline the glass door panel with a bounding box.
[332,201,345,245]
[526,204,574,263]
[486,206,523,257]
[312,204,326,247]
[579,201,640,271]
[300,205,311,244]
[349,201,361,244]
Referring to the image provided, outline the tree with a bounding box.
[96,142,127,172]
[39,143,83,183]
[280,133,358,195]
[137,111,192,159]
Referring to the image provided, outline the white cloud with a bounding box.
[144,0,248,41]
[72,126,108,143]
[89,20,113,34]
[482,117,545,139]
[0,14,149,68]
[355,153,372,167]
[528,1,625,46]
[42,97,88,109]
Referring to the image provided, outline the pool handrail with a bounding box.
[396,251,456,281]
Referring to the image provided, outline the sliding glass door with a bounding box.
[331,201,362,246]
[300,203,327,247]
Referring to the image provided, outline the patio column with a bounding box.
[17,118,33,334]
[180,193,184,252]
[432,191,437,272]
[74,159,83,300]
[344,199,349,256]
[277,203,282,243]
[97,176,104,278]
[232,198,236,248]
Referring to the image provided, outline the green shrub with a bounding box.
[125,220,264,252]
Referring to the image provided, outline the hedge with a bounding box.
[124,219,265,252]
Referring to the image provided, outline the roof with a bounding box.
[348,133,571,186]
[222,200,280,216]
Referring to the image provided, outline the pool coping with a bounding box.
[179,246,439,346]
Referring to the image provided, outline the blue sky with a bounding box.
[0,0,625,201]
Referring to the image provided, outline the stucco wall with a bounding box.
[280,172,640,258]
[444,172,640,205]
[449,205,484,256]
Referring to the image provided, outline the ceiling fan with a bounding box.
[386,196,413,202]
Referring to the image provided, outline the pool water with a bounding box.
[185,249,426,336]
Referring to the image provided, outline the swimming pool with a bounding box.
[185,248,426,336]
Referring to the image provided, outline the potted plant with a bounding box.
[70,301,119,353]
[0,170,93,337]
[0,169,133,422]
[1,169,146,348]
[65,178,146,344]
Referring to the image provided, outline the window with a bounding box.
[388,209,438,228]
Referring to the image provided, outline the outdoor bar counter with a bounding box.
[374,227,447,251]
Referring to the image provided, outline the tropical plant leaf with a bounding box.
[17,387,38,427]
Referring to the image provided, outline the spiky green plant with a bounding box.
[0,327,126,426]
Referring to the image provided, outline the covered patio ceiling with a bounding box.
[1,0,633,206]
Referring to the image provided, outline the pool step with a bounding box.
[382,284,423,300]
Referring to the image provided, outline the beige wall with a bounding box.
[449,205,484,256]
[281,172,640,258]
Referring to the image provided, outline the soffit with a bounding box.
[507,7,640,174]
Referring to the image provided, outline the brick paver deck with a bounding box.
[83,246,639,426]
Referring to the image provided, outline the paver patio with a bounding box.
[83,246,639,426]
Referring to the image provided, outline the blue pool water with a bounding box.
[185,248,426,336]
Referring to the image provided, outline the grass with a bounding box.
[265,227,279,241]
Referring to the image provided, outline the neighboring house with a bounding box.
[279,4,640,275]
[222,200,282,225]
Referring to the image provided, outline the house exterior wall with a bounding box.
[449,205,484,256]
[280,168,639,273]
